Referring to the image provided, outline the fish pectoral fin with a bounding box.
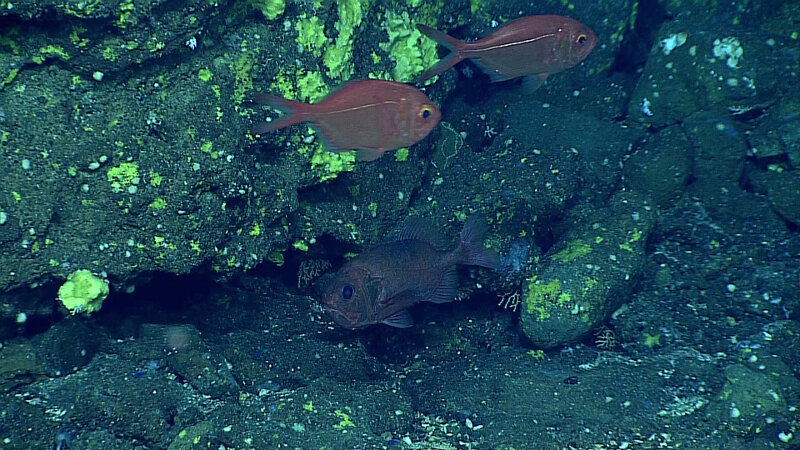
[425,266,459,304]
[356,148,384,161]
[381,310,414,328]
[379,281,426,306]
[378,291,397,306]
[522,73,548,93]
[377,100,400,136]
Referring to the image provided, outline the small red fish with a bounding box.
[320,216,500,330]
[253,80,441,161]
[417,15,597,90]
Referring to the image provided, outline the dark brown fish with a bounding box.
[418,15,597,90]
[320,216,500,330]
[253,79,441,161]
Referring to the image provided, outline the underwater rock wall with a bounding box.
[1,0,798,351]
[0,0,633,323]
[0,0,471,297]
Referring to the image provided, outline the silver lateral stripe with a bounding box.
[473,33,556,53]
[318,100,401,116]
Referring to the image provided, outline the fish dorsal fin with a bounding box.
[382,310,414,328]
[393,217,450,250]
[314,79,361,103]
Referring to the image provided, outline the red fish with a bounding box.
[417,15,597,90]
[253,79,441,161]
[320,216,500,330]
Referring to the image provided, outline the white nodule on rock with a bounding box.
[713,37,743,68]
[661,32,687,55]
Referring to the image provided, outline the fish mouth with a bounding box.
[321,305,360,330]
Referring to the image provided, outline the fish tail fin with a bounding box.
[417,24,463,52]
[416,24,465,82]
[457,216,500,270]
[252,93,308,134]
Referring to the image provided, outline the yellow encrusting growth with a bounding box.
[107,162,139,193]
[379,11,439,82]
[323,0,369,80]
[248,0,285,20]
[295,14,327,56]
[57,270,110,315]
[525,277,572,321]
[551,239,592,262]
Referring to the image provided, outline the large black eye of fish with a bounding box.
[341,284,354,300]
[420,107,432,119]
[577,34,587,45]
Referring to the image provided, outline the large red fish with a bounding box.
[320,216,500,330]
[253,80,441,161]
[417,15,597,90]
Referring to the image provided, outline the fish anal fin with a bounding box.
[382,310,414,328]
[356,149,384,161]
[522,73,548,93]
[425,266,459,304]
[309,123,345,153]
[470,58,515,83]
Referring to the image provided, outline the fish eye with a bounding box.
[419,106,432,119]
[577,34,587,45]
[341,284,354,300]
